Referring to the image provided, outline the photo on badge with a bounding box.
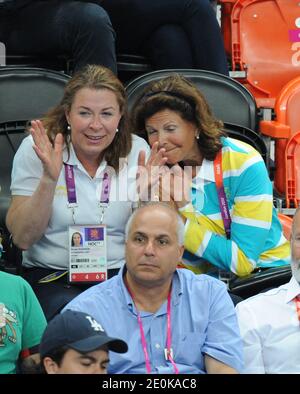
[71,231,83,248]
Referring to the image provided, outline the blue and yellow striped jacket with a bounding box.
[180,137,290,277]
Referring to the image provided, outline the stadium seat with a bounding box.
[3,54,72,74]
[0,122,27,273]
[260,76,300,208]
[277,213,293,240]
[220,0,300,109]
[229,265,292,298]
[117,54,152,83]
[0,67,70,272]
[126,68,258,130]
[0,67,70,124]
[3,53,152,82]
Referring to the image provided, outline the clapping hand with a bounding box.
[30,120,64,183]
[159,164,192,208]
[137,142,168,202]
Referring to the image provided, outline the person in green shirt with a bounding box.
[0,270,47,374]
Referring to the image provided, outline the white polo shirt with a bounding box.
[236,275,300,374]
[10,134,149,270]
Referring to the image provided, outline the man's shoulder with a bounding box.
[236,283,288,311]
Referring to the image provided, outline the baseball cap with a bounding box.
[39,310,128,358]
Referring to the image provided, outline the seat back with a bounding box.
[0,122,28,272]
[220,0,300,108]
[4,55,72,74]
[3,53,152,83]
[117,54,152,83]
[260,76,300,207]
[230,265,292,299]
[126,68,258,130]
[285,132,300,208]
[277,213,293,240]
[0,67,70,271]
[0,123,27,227]
[0,67,71,124]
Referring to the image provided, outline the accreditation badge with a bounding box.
[68,225,107,283]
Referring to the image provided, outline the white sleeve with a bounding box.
[10,136,43,196]
[130,134,150,161]
[236,301,266,374]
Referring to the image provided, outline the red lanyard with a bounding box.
[126,284,179,374]
[294,296,300,322]
[213,150,232,239]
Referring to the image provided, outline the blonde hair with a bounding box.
[42,65,132,171]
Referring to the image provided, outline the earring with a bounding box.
[196,134,199,140]
[67,125,71,131]
[116,128,119,133]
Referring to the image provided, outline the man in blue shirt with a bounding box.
[64,203,243,374]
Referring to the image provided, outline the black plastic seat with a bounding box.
[126,68,258,131]
[0,67,70,272]
[4,54,72,74]
[4,53,153,83]
[0,67,71,124]
[229,265,292,299]
[0,122,28,273]
[117,54,152,83]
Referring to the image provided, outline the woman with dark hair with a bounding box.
[71,232,83,247]
[6,65,152,320]
[131,74,290,278]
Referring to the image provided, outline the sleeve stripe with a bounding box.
[223,155,262,178]
[231,244,256,275]
[234,194,273,202]
[232,216,271,229]
[231,243,239,274]
[195,230,212,257]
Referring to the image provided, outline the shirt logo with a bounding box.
[55,185,67,197]
[0,303,18,346]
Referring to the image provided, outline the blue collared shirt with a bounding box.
[63,268,243,374]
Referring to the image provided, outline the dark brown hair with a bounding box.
[42,65,132,171]
[131,74,225,161]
